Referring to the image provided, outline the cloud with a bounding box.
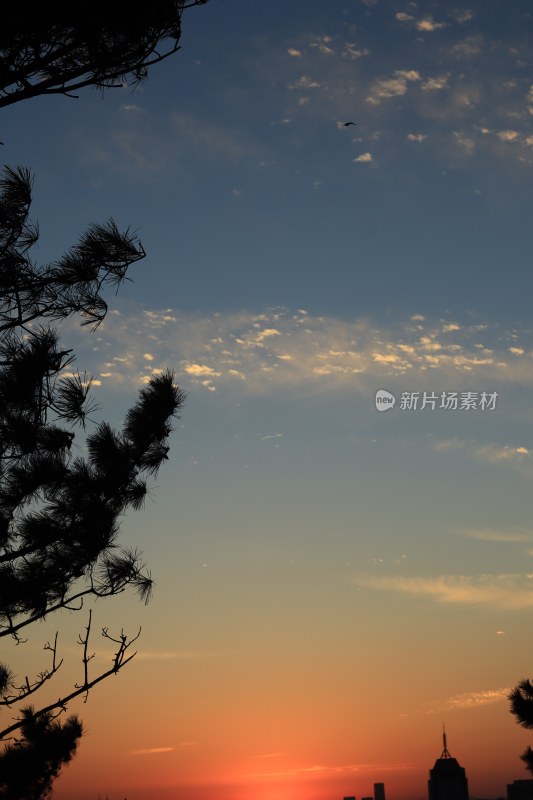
[288,76,322,90]
[129,747,175,755]
[396,13,447,31]
[527,85,533,115]
[427,687,510,713]
[77,108,260,181]
[65,307,533,398]
[432,439,533,473]
[497,130,520,142]
[309,35,335,55]
[342,43,369,60]
[453,131,475,152]
[416,17,447,32]
[450,35,483,57]
[143,310,177,325]
[357,573,533,610]
[170,112,256,162]
[353,152,373,163]
[452,10,475,24]
[184,363,222,377]
[255,753,287,759]
[407,134,427,142]
[460,528,533,543]
[396,13,414,23]
[287,48,301,57]
[134,650,217,661]
[367,70,421,104]
[442,323,461,332]
[422,74,450,91]
[246,761,413,779]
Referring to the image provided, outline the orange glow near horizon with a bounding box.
[52,687,530,800]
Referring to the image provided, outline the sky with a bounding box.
[2,1,533,798]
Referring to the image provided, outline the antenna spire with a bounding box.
[441,723,451,759]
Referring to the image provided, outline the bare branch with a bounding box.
[0,619,140,740]
[0,633,63,707]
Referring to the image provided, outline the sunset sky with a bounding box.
[3,1,533,798]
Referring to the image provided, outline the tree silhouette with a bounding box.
[510,679,533,773]
[0,1,208,109]
[0,165,184,795]
[0,708,83,800]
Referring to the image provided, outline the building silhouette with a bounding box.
[507,780,533,800]
[342,783,385,800]
[374,783,386,800]
[428,728,469,800]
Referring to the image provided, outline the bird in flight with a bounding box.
[342,121,357,127]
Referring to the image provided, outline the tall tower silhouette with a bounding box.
[428,727,469,800]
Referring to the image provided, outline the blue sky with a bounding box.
[3,2,533,798]
[4,0,533,321]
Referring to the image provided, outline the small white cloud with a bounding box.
[396,13,446,31]
[450,35,483,57]
[372,353,400,364]
[255,328,281,342]
[342,43,369,59]
[421,74,450,91]
[288,76,321,90]
[120,104,143,113]
[397,70,422,82]
[310,35,335,55]
[353,152,373,163]
[452,10,475,24]
[396,12,414,23]
[497,130,520,142]
[407,133,427,142]
[287,48,301,57]
[367,70,420,104]
[144,309,177,324]
[184,363,222,377]
[416,17,447,31]
[143,353,154,361]
[453,131,475,153]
